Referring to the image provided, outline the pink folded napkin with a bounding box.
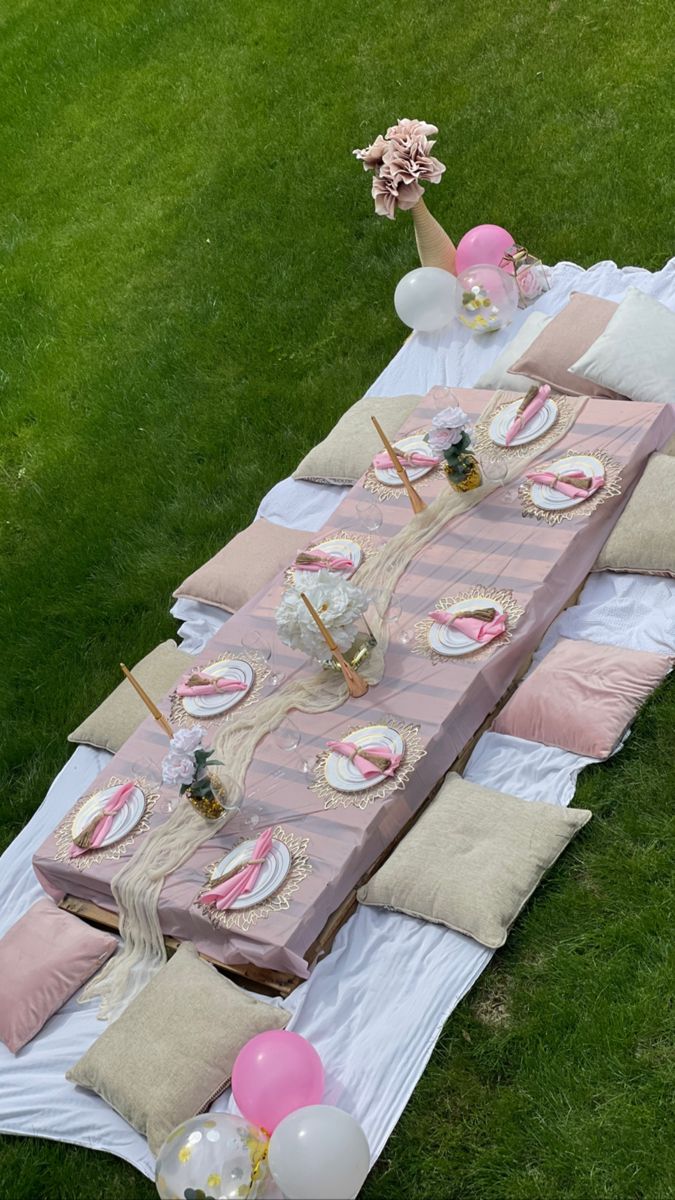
[429,608,508,644]
[70,780,136,858]
[327,740,402,779]
[201,827,274,910]
[505,384,551,446]
[176,673,248,698]
[293,551,354,572]
[526,469,604,500]
[372,449,440,471]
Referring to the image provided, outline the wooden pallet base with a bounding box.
[61,578,586,996]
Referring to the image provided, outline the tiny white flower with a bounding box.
[170,726,206,755]
[162,753,196,787]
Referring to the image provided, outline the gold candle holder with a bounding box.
[371,416,426,514]
[120,662,173,739]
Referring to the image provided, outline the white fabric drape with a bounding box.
[3,257,674,1175]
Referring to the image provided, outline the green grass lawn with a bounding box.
[1,0,674,1196]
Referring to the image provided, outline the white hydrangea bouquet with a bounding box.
[276,570,370,663]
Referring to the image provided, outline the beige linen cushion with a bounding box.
[66,943,288,1154]
[663,432,675,456]
[474,310,551,391]
[357,774,591,948]
[293,393,423,485]
[569,287,675,405]
[173,517,316,612]
[508,293,624,398]
[68,640,188,753]
[595,454,675,576]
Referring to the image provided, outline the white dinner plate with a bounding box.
[323,724,404,793]
[489,396,558,447]
[71,783,146,850]
[529,454,605,512]
[292,537,362,584]
[207,838,291,910]
[428,595,506,658]
[181,658,254,718]
[373,434,438,487]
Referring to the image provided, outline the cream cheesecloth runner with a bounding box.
[82,391,582,1018]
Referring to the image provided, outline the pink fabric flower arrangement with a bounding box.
[353,118,446,219]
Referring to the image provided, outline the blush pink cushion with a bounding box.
[0,899,117,1053]
[493,638,672,758]
[173,517,316,613]
[508,293,625,399]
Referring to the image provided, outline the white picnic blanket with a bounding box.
[2,256,674,1179]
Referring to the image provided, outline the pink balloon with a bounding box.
[455,224,515,274]
[232,1030,324,1133]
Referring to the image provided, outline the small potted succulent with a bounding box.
[425,404,482,492]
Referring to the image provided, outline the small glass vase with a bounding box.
[444,452,483,492]
[323,624,377,674]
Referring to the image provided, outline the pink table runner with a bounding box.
[33,391,675,978]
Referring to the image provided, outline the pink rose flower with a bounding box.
[352,134,388,171]
[396,179,424,211]
[356,119,446,218]
[371,169,399,219]
[386,118,439,142]
[427,427,455,452]
[162,753,196,788]
[432,405,470,432]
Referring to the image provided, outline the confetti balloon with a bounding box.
[155,1113,269,1200]
[454,264,519,335]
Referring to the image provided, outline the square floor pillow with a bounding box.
[0,899,117,1053]
[67,942,289,1154]
[173,517,316,613]
[492,637,672,758]
[68,640,189,753]
[595,454,675,576]
[507,293,624,398]
[474,310,551,391]
[293,393,423,485]
[570,287,675,404]
[357,773,590,948]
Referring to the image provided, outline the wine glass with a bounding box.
[480,455,508,488]
[397,624,415,648]
[241,631,284,687]
[356,499,383,533]
[273,718,301,752]
[380,595,414,646]
[273,718,314,776]
[236,799,269,833]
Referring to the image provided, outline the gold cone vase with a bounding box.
[411,197,457,275]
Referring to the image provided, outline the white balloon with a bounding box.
[394,266,458,332]
[268,1105,370,1200]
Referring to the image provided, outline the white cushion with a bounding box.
[474,311,551,391]
[570,288,675,405]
